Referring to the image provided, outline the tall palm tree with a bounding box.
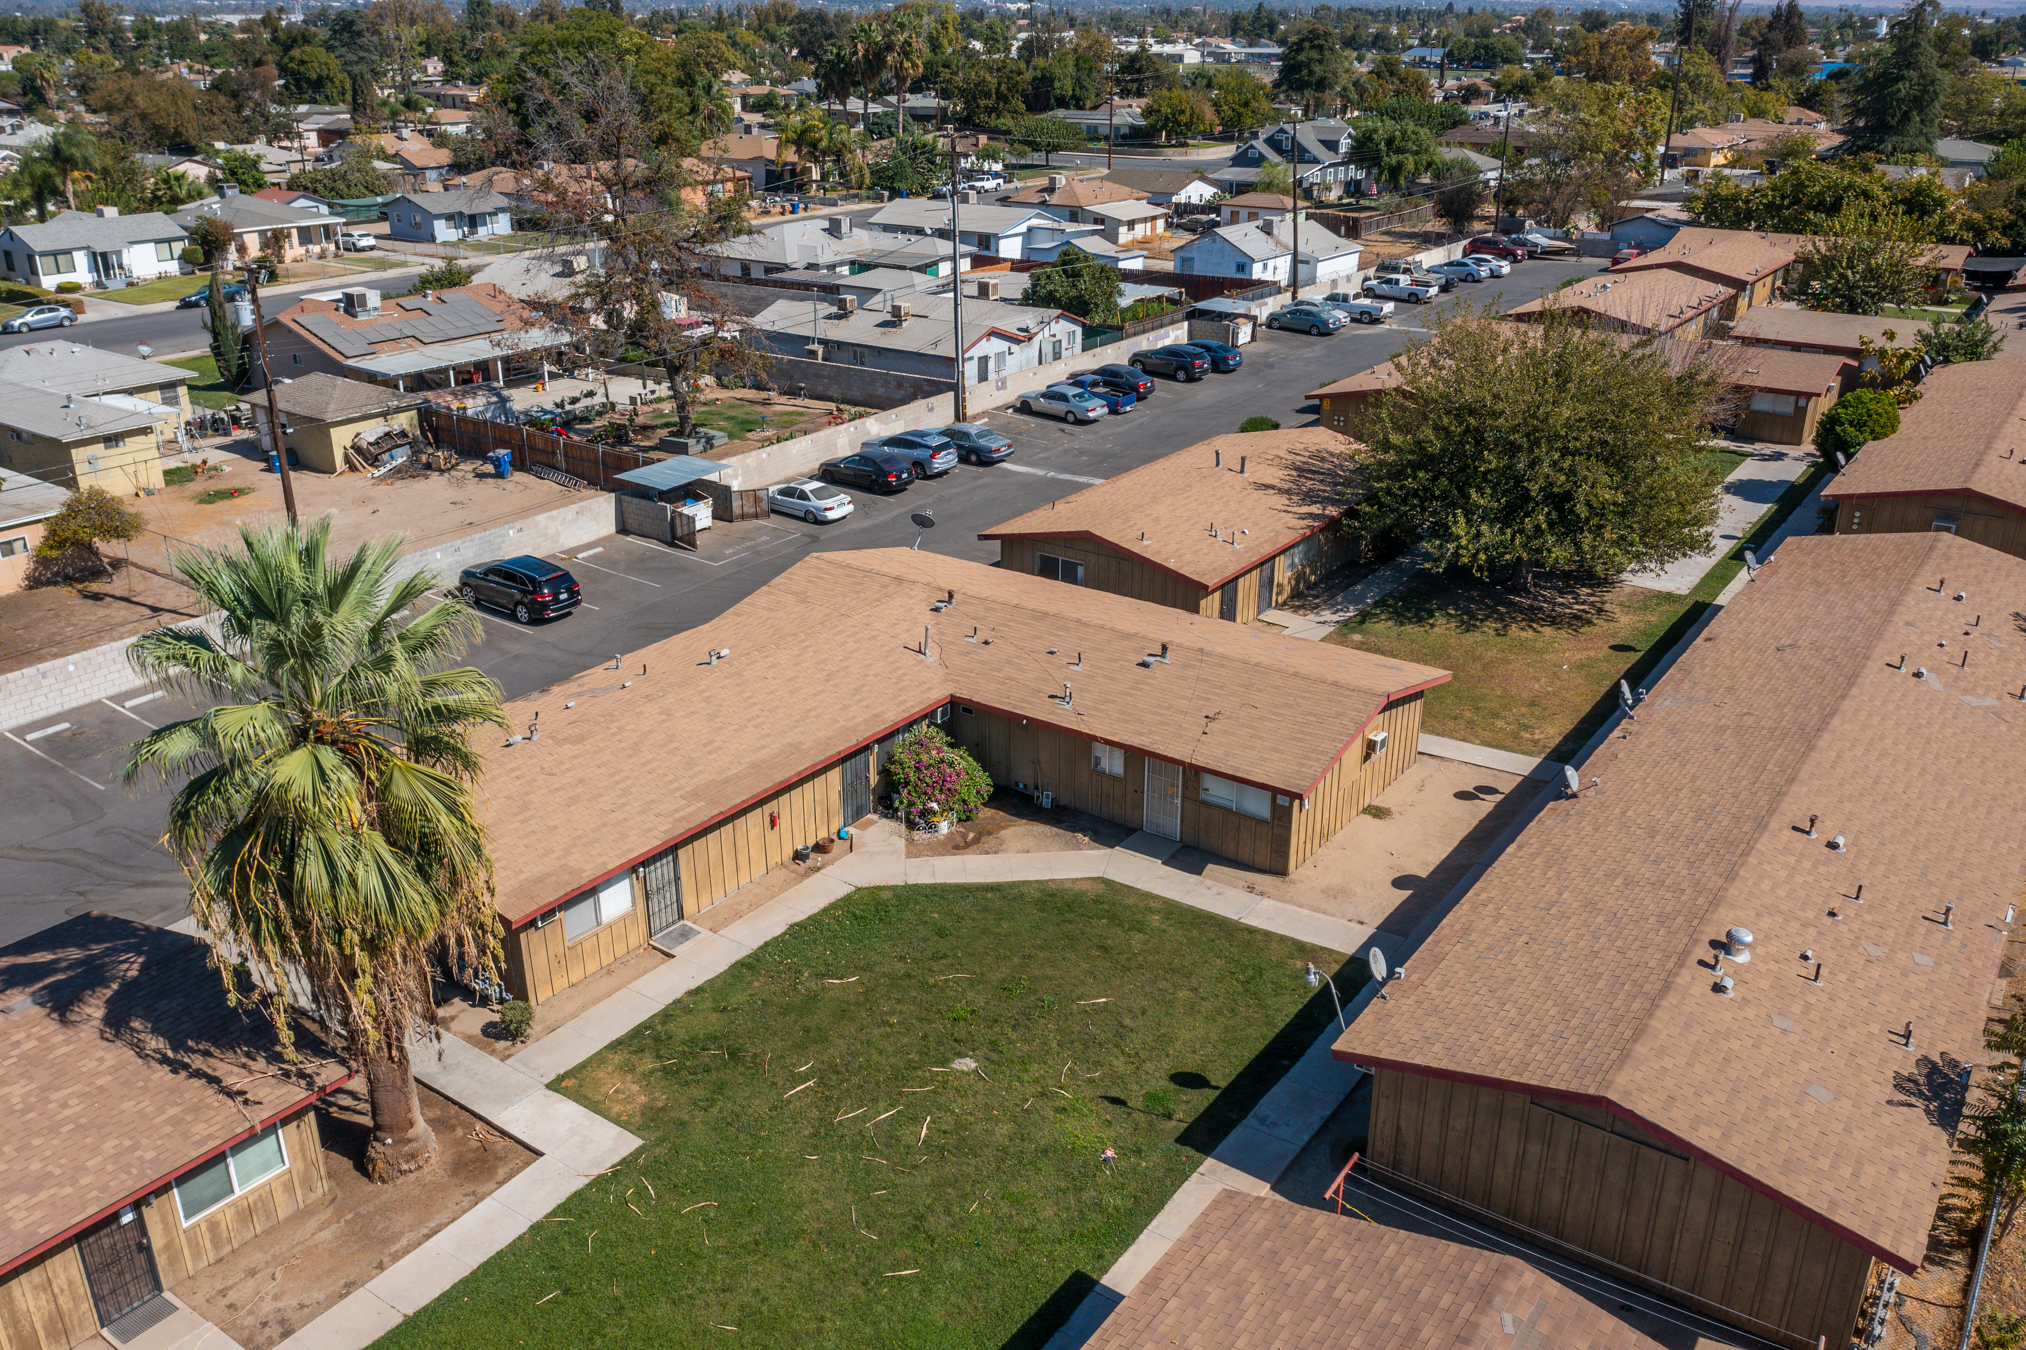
[883,10,927,132]
[819,120,872,190]
[815,48,854,121]
[776,110,828,191]
[124,522,508,1183]
[4,157,63,222]
[146,167,209,210]
[30,122,105,213]
[848,19,886,137]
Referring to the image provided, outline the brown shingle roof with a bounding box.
[480,549,1448,923]
[268,372,424,422]
[1219,191,1297,211]
[1609,226,1803,288]
[1333,531,2026,1271]
[977,429,1353,591]
[1730,307,1924,355]
[1004,176,1151,209]
[0,915,348,1276]
[1727,346,1854,395]
[1086,1190,1687,1350]
[1507,269,1735,335]
[396,145,454,169]
[1824,356,2026,513]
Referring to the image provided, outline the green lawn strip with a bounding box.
[165,354,246,411]
[1327,458,1831,761]
[374,880,1357,1350]
[93,275,208,306]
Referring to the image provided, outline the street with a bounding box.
[0,253,1603,946]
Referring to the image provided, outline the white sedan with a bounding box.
[768,477,854,524]
[339,231,377,251]
[1459,253,1510,277]
[1017,387,1109,424]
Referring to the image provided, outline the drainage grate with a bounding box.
[651,921,707,954]
[102,1294,178,1344]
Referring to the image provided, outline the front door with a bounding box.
[1219,579,1239,622]
[640,846,682,939]
[1256,560,1275,617]
[77,1205,161,1328]
[1144,759,1181,840]
[840,747,873,826]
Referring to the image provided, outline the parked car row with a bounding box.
[1013,341,1246,422]
[784,422,1017,517]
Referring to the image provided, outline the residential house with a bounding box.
[211,142,292,184]
[1004,175,1169,244]
[1219,120,1362,197]
[1437,122,1543,157]
[701,132,797,192]
[705,214,867,277]
[1172,215,1362,292]
[0,915,348,1349]
[1732,115,1847,159]
[1051,100,1147,143]
[1823,356,2026,555]
[419,55,445,79]
[1021,229,1149,269]
[252,187,331,214]
[1729,306,1926,388]
[137,152,218,182]
[0,208,190,291]
[428,107,474,137]
[1334,529,2026,1350]
[261,283,574,392]
[677,157,752,208]
[1607,226,1802,317]
[172,188,341,264]
[1217,191,1295,227]
[1100,169,1223,208]
[0,343,193,422]
[1668,124,1748,173]
[248,373,426,475]
[1605,205,1694,251]
[978,430,1359,623]
[478,548,1448,1004]
[391,143,454,183]
[866,198,1059,261]
[1508,269,1735,338]
[385,189,512,244]
[748,290,1085,387]
[846,234,979,277]
[0,466,66,592]
[1082,1190,1717,1350]
[1401,45,1448,64]
[1937,137,1999,176]
[1196,38,1282,63]
[425,82,487,110]
[0,44,29,70]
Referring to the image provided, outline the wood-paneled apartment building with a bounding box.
[1,915,349,1349]
[977,429,1359,625]
[1334,532,2026,1350]
[1825,355,2026,558]
[480,548,1447,1005]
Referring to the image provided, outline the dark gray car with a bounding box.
[937,424,1014,464]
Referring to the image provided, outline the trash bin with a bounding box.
[491,450,512,480]
[266,449,280,474]
[791,200,801,214]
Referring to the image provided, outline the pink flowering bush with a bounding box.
[888,725,992,823]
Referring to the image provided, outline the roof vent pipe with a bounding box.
[1214,448,1222,468]
[1830,834,1847,853]
[1240,455,1248,476]
[1725,927,1754,962]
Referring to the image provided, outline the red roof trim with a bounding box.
[976,512,1350,593]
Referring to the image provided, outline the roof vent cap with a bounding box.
[1725,927,1754,962]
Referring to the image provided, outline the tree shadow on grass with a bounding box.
[1000,1271,1099,1350]
[1361,565,1617,639]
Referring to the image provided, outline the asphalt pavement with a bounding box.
[0,252,1604,947]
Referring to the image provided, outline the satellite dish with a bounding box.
[1367,946,1389,983]
[136,342,154,359]
[909,509,936,551]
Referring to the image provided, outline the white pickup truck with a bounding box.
[1361,275,1441,304]
[1320,295,1394,325]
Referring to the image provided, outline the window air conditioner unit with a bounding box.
[1367,730,1389,756]
[532,908,558,928]
[935,704,951,723]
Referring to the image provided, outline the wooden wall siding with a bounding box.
[996,528,1350,625]
[0,1111,330,1350]
[145,1111,330,1285]
[0,1245,97,1350]
[1367,1071,1874,1350]
[507,761,847,1005]
[951,696,1421,876]
[1835,493,2026,561]
[1735,399,1825,448]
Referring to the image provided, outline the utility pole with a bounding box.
[1662,1,1697,186]
[1105,54,1116,172]
[950,138,967,424]
[1492,106,1514,226]
[244,263,299,527]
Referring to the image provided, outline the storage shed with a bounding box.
[977,429,1358,623]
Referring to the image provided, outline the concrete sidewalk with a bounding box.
[1263,547,1431,640]
[1629,442,1816,595]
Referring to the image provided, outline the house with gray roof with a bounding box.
[1100,169,1223,207]
[0,208,190,291]
[0,465,68,592]
[1217,119,1365,197]
[865,198,1059,261]
[386,190,513,245]
[172,187,340,263]
[0,342,192,420]
[1936,138,1999,177]
[1172,215,1362,291]
[748,291,1084,387]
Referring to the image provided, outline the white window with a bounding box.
[563,870,635,942]
[993,351,1007,375]
[155,241,177,262]
[1200,773,1272,821]
[0,536,27,557]
[1748,392,1797,417]
[1092,742,1124,777]
[1931,518,1958,533]
[174,1123,289,1224]
[1035,553,1084,585]
[102,434,125,449]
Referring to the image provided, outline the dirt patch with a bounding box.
[175,1082,534,1350]
[1164,755,1534,937]
[0,562,206,676]
[438,942,670,1060]
[905,789,1134,858]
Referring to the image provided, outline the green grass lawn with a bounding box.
[661,404,815,439]
[95,274,206,306]
[165,354,245,411]
[376,879,1356,1350]
[1328,461,1829,761]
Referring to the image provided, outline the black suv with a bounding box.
[1075,364,1154,398]
[458,556,582,623]
[1131,345,1211,382]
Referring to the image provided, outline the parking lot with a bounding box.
[0,253,1604,944]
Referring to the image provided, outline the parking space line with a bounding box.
[24,722,70,741]
[1000,463,1105,486]
[567,557,662,587]
[102,699,157,728]
[123,691,163,708]
[3,732,105,790]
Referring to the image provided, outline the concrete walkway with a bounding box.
[1262,547,1432,640]
[1629,442,1817,595]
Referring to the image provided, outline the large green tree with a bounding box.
[1274,22,1343,115]
[1024,244,1121,325]
[1786,206,1938,314]
[1851,0,1948,156]
[1687,157,1959,235]
[123,522,509,1181]
[1352,312,1732,591]
[1009,114,1082,165]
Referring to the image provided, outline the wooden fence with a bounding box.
[421,406,657,492]
[1311,202,1437,240]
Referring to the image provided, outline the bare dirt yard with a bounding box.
[176,1081,534,1350]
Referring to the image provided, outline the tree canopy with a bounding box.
[1024,244,1121,326]
[1851,0,1949,157]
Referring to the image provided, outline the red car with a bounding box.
[1465,234,1529,262]
[1611,246,1647,267]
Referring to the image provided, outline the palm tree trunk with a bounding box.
[362,1037,437,1181]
